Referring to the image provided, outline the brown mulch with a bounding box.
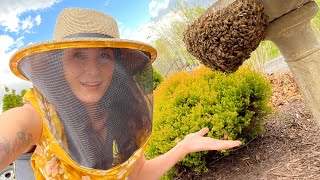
[268,71,303,107]
[176,71,320,180]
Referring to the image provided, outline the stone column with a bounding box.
[265,1,320,123]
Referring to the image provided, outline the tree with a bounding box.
[150,1,206,76]
[2,86,27,112]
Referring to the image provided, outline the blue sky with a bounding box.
[0,0,213,111]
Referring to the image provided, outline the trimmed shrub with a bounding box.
[147,65,272,178]
[153,68,164,90]
[135,67,163,94]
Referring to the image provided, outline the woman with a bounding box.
[0,8,241,179]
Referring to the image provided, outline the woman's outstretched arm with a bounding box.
[0,104,42,171]
[129,127,241,180]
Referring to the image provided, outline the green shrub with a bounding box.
[147,65,272,178]
[153,68,163,90]
[135,67,163,94]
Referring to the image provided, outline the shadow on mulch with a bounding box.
[176,71,320,180]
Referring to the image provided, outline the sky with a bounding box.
[0,0,213,111]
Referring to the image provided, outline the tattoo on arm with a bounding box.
[0,130,33,166]
[0,140,11,165]
[13,131,33,153]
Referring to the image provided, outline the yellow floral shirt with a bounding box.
[23,88,147,180]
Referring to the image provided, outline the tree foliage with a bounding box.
[2,86,26,112]
[150,1,206,76]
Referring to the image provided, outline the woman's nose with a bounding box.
[83,59,101,75]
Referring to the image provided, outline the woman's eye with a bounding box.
[74,52,85,59]
[99,53,110,60]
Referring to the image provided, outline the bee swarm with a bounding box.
[183,0,269,73]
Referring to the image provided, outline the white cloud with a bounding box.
[0,35,24,53]
[20,15,43,33]
[149,0,170,18]
[0,35,14,52]
[35,15,41,26]
[0,36,15,82]
[15,37,25,49]
[118,19,155,44]
[116,0,215,45]
[119,10,183,44]
[120,22,154,43]
[0,0,59,32]
[0,36,31,112]
[21,16,34,30]
[1,14,20,33]
[0,35,24,78]
[149,0,214,18]
[122,28,133,39]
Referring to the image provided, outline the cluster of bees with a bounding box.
[183,0,269,73]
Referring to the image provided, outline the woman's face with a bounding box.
[62,48,115,104]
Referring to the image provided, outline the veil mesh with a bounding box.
[18,47,153,170]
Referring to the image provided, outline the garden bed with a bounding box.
[176,71,320,180]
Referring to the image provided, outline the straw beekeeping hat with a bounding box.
[9,8,157,80]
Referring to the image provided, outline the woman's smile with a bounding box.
[80,81,103,89]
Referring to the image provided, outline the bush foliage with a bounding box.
[147,65,272,176]
[153,68,163,90]
[135,67,163,94]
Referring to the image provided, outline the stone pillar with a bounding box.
[265,1,320,123]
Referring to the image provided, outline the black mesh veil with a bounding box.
[18,47,153,170]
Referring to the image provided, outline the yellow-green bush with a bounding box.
[147,65,272,177]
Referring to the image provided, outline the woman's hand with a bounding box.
[129,127,242,180]
[177,127,241,155]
